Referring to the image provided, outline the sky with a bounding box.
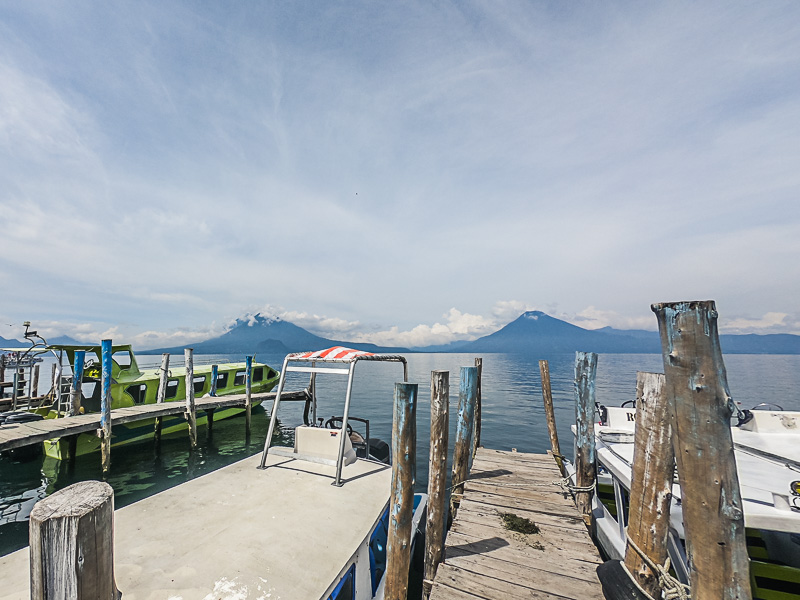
[1,2,799,349]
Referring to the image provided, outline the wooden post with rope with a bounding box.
[539,359,566,476]
[653,300,751,599]
[574,351,598,529]
[423,370,449,600]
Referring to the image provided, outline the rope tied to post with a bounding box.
[625,534,691,600]
[552,476,595,494]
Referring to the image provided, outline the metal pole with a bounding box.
[260,356,289,469]
[333,363,357,487]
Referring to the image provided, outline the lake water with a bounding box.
[2,351,799,557]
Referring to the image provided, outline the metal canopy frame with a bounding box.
[258,348,407,486]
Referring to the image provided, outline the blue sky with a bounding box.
[1,2,799,349]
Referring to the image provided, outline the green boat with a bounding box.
[34,344,280,459]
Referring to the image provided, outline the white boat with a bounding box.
[569,404,800,598]
[258,346,428,599]
[0,346,427,600]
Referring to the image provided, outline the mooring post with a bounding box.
[29,480,119,600]
[652,300,751,599]
[12,369,19,410]
[624,372,675,597]
[449,366,478,526]
[184,348,197,448]
[50,362,56,393]
[539,359,565,477]
[385,381,418,600]
[210,364,218,396]
[32,363,40,397]
[423,370,450,600]
[154,353,170,446]
[471,357,482,458]
[245,355,253,437]
[70,350,85,417]
[574,351,598,528]
[0,355,4,382]
[99,340,113,474]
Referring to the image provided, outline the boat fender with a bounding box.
[3,412,45,424]
[596,560,656,600]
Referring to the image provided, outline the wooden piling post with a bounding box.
[12,369,19,410]
[29,480,119,600]
[624,372,674,597]
[184,348,197,448]
[471,357,482,458]
[573,351,598,528]
[0,354,4,382]
[32,363,40,397]
[423,370,450,600]
[539,359,565,477]
[100,340,113,474]
[210,364,218,396]
[385,382,418,600]
[50,362,56,394]
[652,300,751,599]
[449,366,478,524]
[154,353,169,446]
[245,355,253,436]
[70,350,85,417]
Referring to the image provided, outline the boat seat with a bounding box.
[292,425,357,466]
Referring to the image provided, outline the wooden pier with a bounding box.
[428,447,604,600]
[0,389,309,452]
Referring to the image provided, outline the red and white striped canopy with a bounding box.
[287,346,406,365]
[290,346,374,361]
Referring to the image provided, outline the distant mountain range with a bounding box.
[142,315,409,355]
[447,311,800,355]
[5,312,800,356]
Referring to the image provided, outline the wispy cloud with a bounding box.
[1,2,798,337]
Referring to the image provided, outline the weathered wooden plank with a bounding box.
[429,448,604,600]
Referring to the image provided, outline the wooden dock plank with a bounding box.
[0,390,307,451]
[429,448,604,600]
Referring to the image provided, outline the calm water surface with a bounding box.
[2,351,799,556]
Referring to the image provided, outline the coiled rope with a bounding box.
[625,534,691,600]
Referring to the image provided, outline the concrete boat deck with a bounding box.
[428,448,604,600]
[0,452,391,600]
